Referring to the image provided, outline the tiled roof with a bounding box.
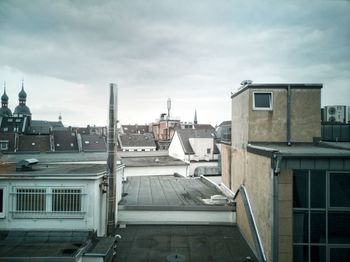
[176,129,217,154]
[122,125,149,134]
[28,120,65,134]
[81,134,107,152]
[119,133,156,148]
[0,116,28,133]
[17,135,50,152]
[0,133,16,152]
[219,120,231,127]
[194,124,215,131]
[53,130,79,152]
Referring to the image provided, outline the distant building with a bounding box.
[13,82,31,117]
[169,128,219,176]
[0,86,12,118]
[226,82,350,262]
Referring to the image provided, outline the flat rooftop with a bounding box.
[115,225,257,262]
[248,143,350,158]
[120,176,234,211]
[0,150,169,164]
[0,230,92,260]
[121,156,188,167]
[0,163,107,177]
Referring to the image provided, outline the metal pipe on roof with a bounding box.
[287,85,292,146]
[107,83,117,236]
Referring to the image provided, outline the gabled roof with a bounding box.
[81,134,106,152]
[122,124,149,134]
[176,129,218,154]
[17,135,50,152]
[0,133,16,152]
[53,130,79,152]
[119,133,156,148]
[219,120,231,127]
[193,124,215,131]
[29,120,65,134]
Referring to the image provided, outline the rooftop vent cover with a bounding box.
[16,158,39,171]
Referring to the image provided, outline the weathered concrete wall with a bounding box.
[235,192,256,256]
[231,149,273,262]
[248,88,321,143]
[231,90,249,149]
[278,169,293,262]
[290,89,321,142]
[248,89,287,142]
[220,143,231,188]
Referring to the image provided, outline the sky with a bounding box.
[0,0,349,127]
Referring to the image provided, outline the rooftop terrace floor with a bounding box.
[115,225,257,262]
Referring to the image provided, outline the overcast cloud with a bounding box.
[0,0,349,126]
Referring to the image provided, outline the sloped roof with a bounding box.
[17,135,50,152]
[193,124,215,131]
[0,133,16,152]
[53,130,79,152]
[122,124,149,134]
[176,129,217,154]
[119,133,156,148]
[81,134,106,152]
[219,120,231,127]
[28,120,65,134]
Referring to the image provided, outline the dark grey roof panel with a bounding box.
[120,176,233,209]
[115,225,258,262]
[119,133,156,148]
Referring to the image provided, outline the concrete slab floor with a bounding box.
[115,225,257,262]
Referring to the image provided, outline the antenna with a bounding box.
[167,98,171,119]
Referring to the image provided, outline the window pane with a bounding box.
[16,189,45,211]
[310,170,325,208]
[310,212,326,243]
[310,246,325,262]
[52,189,81,212]
[293,245,308,262]
[328,212,350,244]
[330,172,350,207]
[254,93,271,108]
[293,211,308,243]
[330,248,350,262]
[293,170,309,208]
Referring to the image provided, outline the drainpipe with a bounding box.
[272,155,282,262]
[107,83,117,236]
[287,85,292,146]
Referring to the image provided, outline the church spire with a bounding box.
[194,109,198,125]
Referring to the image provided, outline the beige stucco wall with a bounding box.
[235,192,256,255]
[220,143,231,188]
[290,89,321,142]
[278,169,293,262]
[231,149,273,262]
[248,88,321,143]
[231,90,249,149]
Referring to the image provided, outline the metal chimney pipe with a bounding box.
[107,83,117,236]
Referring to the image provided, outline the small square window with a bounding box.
[0,141,8,150]
[207,148,211,154]
[253,92,273,110]
[7,119,13,122]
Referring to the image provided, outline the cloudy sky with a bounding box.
[0,0,349,127]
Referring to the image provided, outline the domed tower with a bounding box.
[0,83,13,117]
[13,80,31,117]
